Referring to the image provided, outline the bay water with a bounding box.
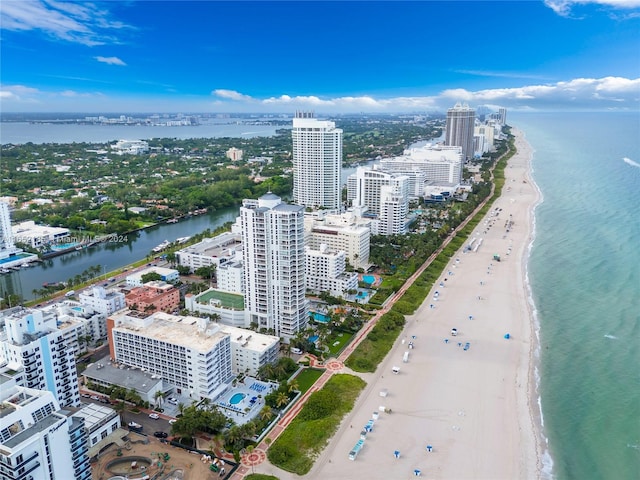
[515,112,640,480]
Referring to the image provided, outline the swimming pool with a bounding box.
[356,291,369,299]
[229,393,245,405]
[362,275,376,285]
[50,242,79,251]
[312,312,330,323]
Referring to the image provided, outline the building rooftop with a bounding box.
[195,289,244,310]
[220,325,279,353]
[71,403,118,432]
[3,412,65,449]
[177,232,242,257]
[111,311,229,351]
[82,361,162,394]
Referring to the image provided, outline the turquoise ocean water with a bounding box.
[514,112,640,480]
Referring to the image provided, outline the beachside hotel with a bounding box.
[107,310,233,401]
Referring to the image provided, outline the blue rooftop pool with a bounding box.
[229,393,245,405]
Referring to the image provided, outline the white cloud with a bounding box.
[545,0,640,16]
[209,77,640,112]
[3,77,638,113]
[212,89,255,101]
[95,56,126,66]
[0,0,130,46]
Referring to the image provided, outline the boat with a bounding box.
[167,218,179,224]
[176,236,191,244]
[152,240,171,253]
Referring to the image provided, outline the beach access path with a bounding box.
[236,129,541,480]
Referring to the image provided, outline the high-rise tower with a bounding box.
[445,103,476,162]
[240,193,307,340]
[292,111,343,211]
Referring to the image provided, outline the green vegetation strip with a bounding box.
[245,475,279,480]
[344,310,405,372]
[267,374,366,475]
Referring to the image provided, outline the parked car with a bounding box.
[90,395,100,401]
[168,419,177,425]
[128,421,142,430]
[149,413,160,419]
[81,393,90,398]
[153,431,168,438]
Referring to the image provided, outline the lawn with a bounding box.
[292,368,324,394]
[267,374,366,475]
[326,331,353,356]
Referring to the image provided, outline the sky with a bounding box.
[1,0,639,113]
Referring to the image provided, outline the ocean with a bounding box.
[514,112,640,480]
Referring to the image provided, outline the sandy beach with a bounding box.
[255,129,541,480]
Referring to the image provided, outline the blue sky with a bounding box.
[1,0,639,113]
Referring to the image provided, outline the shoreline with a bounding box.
[258,129,544,480]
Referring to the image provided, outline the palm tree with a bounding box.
[287,380,299,394]
[275,392,289,409]
[259,405,273,422]
[113,400,126,423]
[154,390,165,408]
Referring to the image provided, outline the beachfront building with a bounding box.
[111,139,149,155]
[184,289,248,327]
[125,266,179,286]
[240,194,307,340]
[304,211,371,270]
[0,307,81,407]
[175,232,242,273]
[78,286,126,316]
[305,244,358,298]
[378,183,410,236]
[125,281,180,313]
[498,107,507,126]
[0,375,91,480]
[11,220,70,249]
[347,167,410,236]
[379,144,463,189]
[445,103,476,162]
[221,325,279,376]
[107,311,233,400]
[292,111,343,211]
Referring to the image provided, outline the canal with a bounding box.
[1,207,239,301]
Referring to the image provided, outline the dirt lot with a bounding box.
[91,435,232,480]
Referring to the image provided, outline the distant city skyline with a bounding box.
[1,0,639,113]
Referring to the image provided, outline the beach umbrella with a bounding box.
[414,469,422,476]
[394,450,400,458]
[504,333,511,339]
[426,445,433,452]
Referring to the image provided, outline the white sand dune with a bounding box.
[259,129,541,480]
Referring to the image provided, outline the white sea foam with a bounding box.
[604,334,618,340]
[526,160,555,479]
[623,157,639,168]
